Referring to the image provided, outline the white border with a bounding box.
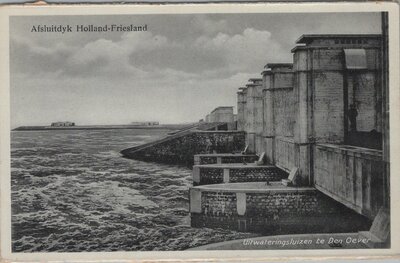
[0,2,399,261]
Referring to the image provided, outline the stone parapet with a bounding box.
[194,153,259,165]
[314,143,383,219]
[192,163,287,186]
[190,182,370,234]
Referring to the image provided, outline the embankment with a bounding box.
[121,130,246,166]
[12,123,196,131]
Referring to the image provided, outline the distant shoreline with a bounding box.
[12,124,194,131]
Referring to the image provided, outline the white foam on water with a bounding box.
[11,129,256,252]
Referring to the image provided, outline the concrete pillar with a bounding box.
[249,79,264,154]
[237,90,246,131]
[244,79,263,153]
[262,69,274,164]
[291,34,382,185]
[236,193,247,216]
[292,48,314,185]
[244,84,255,153]
[192,166,200,184]
[190,188,202,213]
[223,168,230,183]
[262,63,295,170]
[194,155,200,165]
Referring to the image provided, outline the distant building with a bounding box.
[51,121,75,127]
[205,114,210,123]
[203,106,236,130]
[208,106,234,123]
[131,122,159,126]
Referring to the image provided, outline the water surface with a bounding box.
[11,129,256,252]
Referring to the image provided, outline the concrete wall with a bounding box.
[348,72,378,132]
[310,48,381,142]
[274,137,297,172]
[314,144,383,219]
[314,71,345,142]
[248,80,265,154]
[291,35,382,184]
[211,107,235,123]
[262,70,274,164]
[347,49,382,134]
[293,40,382,144]
[260,65,296,169]
[271,66,296,171]
[273,88,295,137]
[233,34,383,187]
[243,82,265,153]
[204,107,236,130]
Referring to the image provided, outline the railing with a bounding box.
[314,143,383,219]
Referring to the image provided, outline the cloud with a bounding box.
[64,32,174,78]
[128,27,288,78]
[191,15,229,36]
[11,26,287,84]
[10,35,76,75]
[128,27,287,78]
[195,28,289,73]
[10,13,381,127]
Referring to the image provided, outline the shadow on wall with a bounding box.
[346,130,382,150]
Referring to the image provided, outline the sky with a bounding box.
[10,13,381,127]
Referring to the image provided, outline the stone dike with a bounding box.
[189,182,371,235]
[121,130,246,166]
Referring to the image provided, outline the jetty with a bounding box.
[121,28,390,249]
[121,120,244,166]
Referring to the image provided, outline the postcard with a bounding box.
[0,2,399,262]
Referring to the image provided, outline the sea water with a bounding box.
[11,129,256,252]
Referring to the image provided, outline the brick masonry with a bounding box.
[229,168,287,183]
[194,154,259,165]
[193,166,288,186]
[190,189,371,234]
[121,131,245,166]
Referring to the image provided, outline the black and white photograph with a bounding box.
[0,3,398,261]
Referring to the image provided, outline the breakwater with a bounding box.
[121,130,246,166]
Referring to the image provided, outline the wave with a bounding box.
[11,129,257,252]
